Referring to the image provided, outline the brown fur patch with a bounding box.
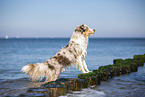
[75,24,89,33]
[65,44,69,48]
[53,55,71,67]
[43,61,55,70]
[68,48,77,59]
[73,48,77,53]
[48,63,55,70]
[29,63,35,70]
[69,49,73,53]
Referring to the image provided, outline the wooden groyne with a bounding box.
[15,54,145,97]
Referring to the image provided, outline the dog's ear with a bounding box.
[75,24,88,33]
[81,24,84,27]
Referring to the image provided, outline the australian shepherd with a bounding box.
[21,24,95,82]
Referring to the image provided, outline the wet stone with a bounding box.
[86,78,92,87]
[19,93,49,97]
[57,78,84,91]
[56,78,71,92]
[91,77,98,85]
[63,78,82,91]
[72,78,82,91]
[80,79,88,89]
[96,76,101,85]
[27,88,51,95]
[42,81,66,88]
[41,81,67,97]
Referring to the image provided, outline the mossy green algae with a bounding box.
[78,54,145,82]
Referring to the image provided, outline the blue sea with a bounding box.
[0,38,145,96]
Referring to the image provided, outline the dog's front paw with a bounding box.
[61,68,65,72]
[87,71,92,73]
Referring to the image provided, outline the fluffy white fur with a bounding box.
[21,24,95,82]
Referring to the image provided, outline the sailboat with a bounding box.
[5,35,8,39]
[16,36,19,39]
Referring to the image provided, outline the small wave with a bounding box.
[0,78,43,96]
[64,88,106,97]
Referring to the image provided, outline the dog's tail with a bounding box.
[21,63,48,81]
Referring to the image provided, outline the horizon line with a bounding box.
[0,37,145,39]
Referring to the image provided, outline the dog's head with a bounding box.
[75,24,95,37]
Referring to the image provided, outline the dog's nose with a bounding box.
[93,29,95,32]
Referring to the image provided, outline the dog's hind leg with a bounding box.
[45,67,61,82]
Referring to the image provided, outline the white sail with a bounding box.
[5,35,8,39]
[16,36,19,39]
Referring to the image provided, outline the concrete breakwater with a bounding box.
[15,54,145,97]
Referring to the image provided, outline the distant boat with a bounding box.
[5,35,8,39]
[16,36,19,39]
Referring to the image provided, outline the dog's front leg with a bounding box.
[76,56,87,73]
[82,59,91,73]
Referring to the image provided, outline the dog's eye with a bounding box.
[83,26,88,32]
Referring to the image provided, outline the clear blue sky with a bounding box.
[0,0,145,38]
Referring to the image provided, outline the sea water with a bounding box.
[0,38,145,96]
